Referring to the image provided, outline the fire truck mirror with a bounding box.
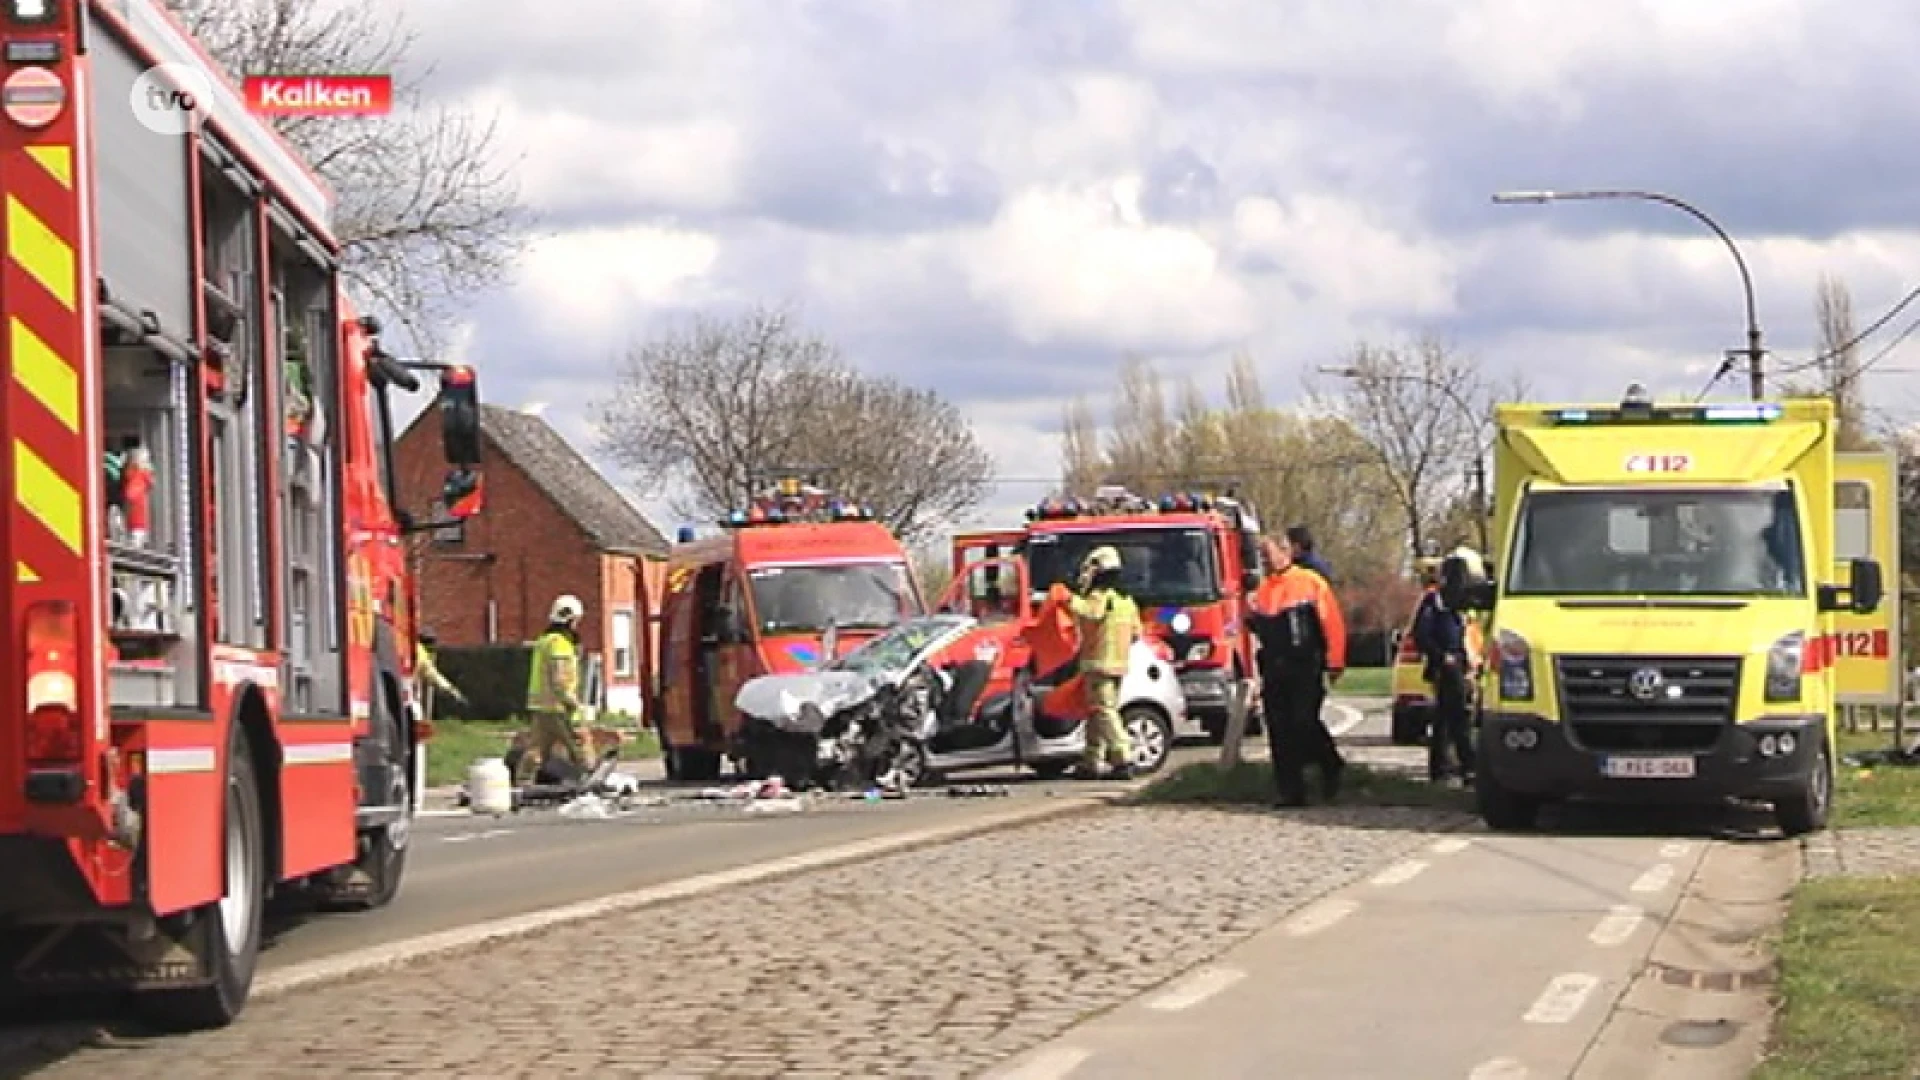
[1241,569,1262,593]
[441,467,483,520]
[438,368,482,466]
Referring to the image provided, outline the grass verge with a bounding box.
[1133,758,1472,812]
[1756,875,1920,1080]
[1337,666,1392,697]
[1835,727,1920,829]
[423,720,661,788]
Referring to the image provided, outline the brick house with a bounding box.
[394,404,670,718]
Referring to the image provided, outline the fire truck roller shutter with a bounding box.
[89,30,195,337]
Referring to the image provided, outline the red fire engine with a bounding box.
[0,0,484,1028]
[646,479,924,781]
[952,485,1265,742]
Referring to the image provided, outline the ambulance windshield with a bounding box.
[748,561,921,634]
[1506,486,1806,597]
[1026,528,1219,605]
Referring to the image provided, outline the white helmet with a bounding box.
[549,594,584,625]
[1081,545,1123,576]
[1444,547,1486,581]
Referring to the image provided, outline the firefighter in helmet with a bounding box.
[517,594,592,786]
[1053,545,1140,780]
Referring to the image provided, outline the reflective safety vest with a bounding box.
[527,630,579,712]
[1068,587,1139,677]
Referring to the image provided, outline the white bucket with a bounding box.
[467,757,513,815]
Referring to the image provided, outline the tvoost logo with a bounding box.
[130,62,214,136]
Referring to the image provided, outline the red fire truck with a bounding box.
[0,0,484,1028]
[952,486,1265,741]
[647,480,924,782]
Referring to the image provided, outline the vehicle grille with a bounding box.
[1554,655,1741,753]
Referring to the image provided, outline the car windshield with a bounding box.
[747,561,921,634]
[1506,486,1807,597]
[1026,527,1219,605]
[830,615,971,677]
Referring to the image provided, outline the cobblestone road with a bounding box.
[1801,824,1920,878]
[22,804,1464,1078]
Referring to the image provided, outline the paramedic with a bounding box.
[414,628,467,711]
[1056,545,1139,780]
[518,594,592,786]
[1250,537,1348,806]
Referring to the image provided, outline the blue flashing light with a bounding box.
[724,510,749,527]
[1704,403,1781,422]
[1554,409,1591,423]
[676,525,696,543]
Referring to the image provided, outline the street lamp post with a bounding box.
[1321,366,1491,554]
[1491,189,1765,401]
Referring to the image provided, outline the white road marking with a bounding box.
[1285,897,1359,937]
[1631,863,1674,894]
[441,828,514,844]
[989,1047,1091,1080]
[1326,701,1364,737]
[418,808,471,819]
[1430,836,1471,855]
[1588,905,1646,947]
[1659,841,1693,860]
[1371,859,1430,887]
[1145,967,1246,1012]
[1468,1057,1530,1080]
[1523,973,1600,1025]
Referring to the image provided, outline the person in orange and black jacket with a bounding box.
[1248,535,1349,807]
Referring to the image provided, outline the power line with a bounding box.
[1829,311,1920,393]
[990,452,1417,486]
[1773,280,1920,378]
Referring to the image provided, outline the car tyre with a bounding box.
[1475,768,1541,832]
[1774,739,1833,838]
[1124,705,1174,775]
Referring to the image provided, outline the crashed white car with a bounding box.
[734,613,1186,790]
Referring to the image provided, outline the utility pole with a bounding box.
[1493,189,1765,401]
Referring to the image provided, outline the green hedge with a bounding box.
[432,644,533,721]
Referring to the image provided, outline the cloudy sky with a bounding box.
[394,0,1920,539]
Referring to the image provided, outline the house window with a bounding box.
[612,608,635,678]
[432,498,465,546]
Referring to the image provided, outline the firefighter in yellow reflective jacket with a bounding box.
[518,594,591,786]
[1056,545,1139,780]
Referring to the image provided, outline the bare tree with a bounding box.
[166,0,530,354]
[592,305,993,542]
[1813,275,1879,450]
[1324,336,1498,558]
[1059,397,1103,497]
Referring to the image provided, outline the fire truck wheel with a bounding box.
[140,725,265,1030]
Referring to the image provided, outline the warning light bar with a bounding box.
[1549,402,1782,426]
[1028,491,1222,520]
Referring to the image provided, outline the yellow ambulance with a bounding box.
[1463,388,1896,837]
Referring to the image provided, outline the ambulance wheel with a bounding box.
[1774,741,1833,838]
[140,724,265,1030]
[1475,769,1541,833]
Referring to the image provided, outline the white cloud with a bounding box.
[513,226,722,341]
[957,184,1254,352]
[401,0,1920,548]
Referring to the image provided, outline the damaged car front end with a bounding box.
[734,616,975,791]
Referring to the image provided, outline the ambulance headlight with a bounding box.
[1496,629,1532,701]
[1765,631,1805,703]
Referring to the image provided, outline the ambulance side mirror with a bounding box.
[1820,558,1884,614]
